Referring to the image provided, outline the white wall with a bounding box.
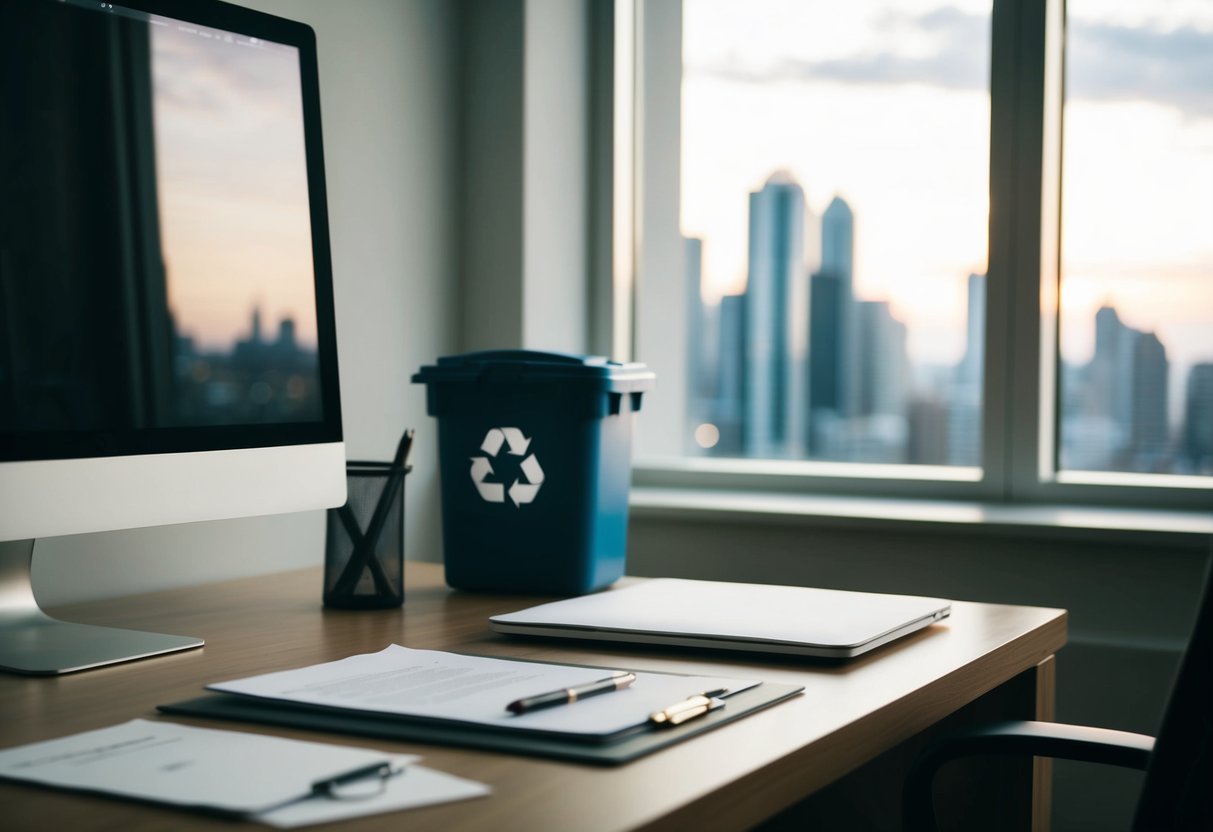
[458,0,592,354]
[34,0,459,605]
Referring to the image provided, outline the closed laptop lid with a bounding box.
[490,579,952,658]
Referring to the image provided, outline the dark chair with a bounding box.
[904,545,1213,831]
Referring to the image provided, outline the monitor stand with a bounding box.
[0,539,204,675]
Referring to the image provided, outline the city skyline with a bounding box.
[676,0,1211,475]
[686,169,1212,475]
[172,304,321,427]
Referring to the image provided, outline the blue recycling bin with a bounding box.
[412,351,655,594]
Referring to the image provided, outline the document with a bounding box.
[209,645,760,738]
[0,719,488,827]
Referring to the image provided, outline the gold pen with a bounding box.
[649,688,728,727]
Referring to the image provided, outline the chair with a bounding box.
[904,545,1213,831]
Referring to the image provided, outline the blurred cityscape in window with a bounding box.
[673,0,1212,477]
[684,175,984,467]
[172,306,321,426]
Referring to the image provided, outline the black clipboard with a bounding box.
[158,679,803,766]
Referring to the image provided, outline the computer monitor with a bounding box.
[0,0,345,674]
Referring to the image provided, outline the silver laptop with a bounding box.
[489,578,952,659]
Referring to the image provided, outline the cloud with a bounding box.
[1068,21,1213,117]
[785,6,990,92]
[691,7,989,92]
[690,6,1213,118]
[152,26,301,122]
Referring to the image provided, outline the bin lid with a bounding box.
[412,350,655,393]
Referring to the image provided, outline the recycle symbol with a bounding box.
[469,427,545,508]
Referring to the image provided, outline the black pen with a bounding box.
[310,761,399,797]
[506,672,637,715]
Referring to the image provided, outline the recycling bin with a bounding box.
[412,350,655,594]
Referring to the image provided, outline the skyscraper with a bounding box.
[807,196,854,454]
[854,300,908,419]
[712,293,747,456]
[807,272,841,452]
[957,273,985,392]
[743,171,807,458]
[1130,331,1169,458]
[1089,305,1137,433]
[683,236,711,441]
[1183,363,1213,473]
[944,272,986,466]
[820,196,854,292]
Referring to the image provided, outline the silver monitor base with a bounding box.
[0,539,203,675]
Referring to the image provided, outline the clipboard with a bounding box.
[159,679,803,766]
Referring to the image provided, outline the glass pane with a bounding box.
[1057,1,1213,476]
[667,0,991,465]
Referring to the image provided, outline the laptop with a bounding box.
[489,578,952,659]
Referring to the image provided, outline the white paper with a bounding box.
[210,645,759,737]
[0,719,405,814]
[258,760,489,829]
[0,720,490,826]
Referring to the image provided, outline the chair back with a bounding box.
[1133,541,1213,830]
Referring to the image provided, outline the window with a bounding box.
[624,0,1212,507]
[1056,0,1213,478]
[678,0,989,468]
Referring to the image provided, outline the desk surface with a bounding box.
[0,563,1065,831]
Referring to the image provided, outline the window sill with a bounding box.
[629,486,1213,546]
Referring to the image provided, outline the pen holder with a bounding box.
[323,461,411,609]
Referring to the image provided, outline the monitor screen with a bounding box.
[1,0,342,461]
[0,0,345,674]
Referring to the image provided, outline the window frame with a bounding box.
[607,0,1212,511]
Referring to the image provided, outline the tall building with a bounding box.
[806,196,854,454]
[807,272,841,454]
[942,272,986,467]
[1089,305,1137,431]
[1183,363,1213,473]
[809,300,911,463]
[957,273,985,392]
[908,396,949,464]
[742,171,807,458]
[853,300,908,419]
[1130,332,1169,458]
[712,293,747,456]
[1063,304,1142,468]
[820,197,854,292]
[683,236,712,444]
[275,317,297,352]
[946,399,982,466]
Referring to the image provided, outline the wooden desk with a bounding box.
[0,563,1065,831]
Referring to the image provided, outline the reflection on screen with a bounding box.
[0,0,321,433]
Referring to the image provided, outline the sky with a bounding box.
[680,0,1213,381]
[151,17,317,351]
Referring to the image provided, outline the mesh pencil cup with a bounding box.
[323,460,410,609]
